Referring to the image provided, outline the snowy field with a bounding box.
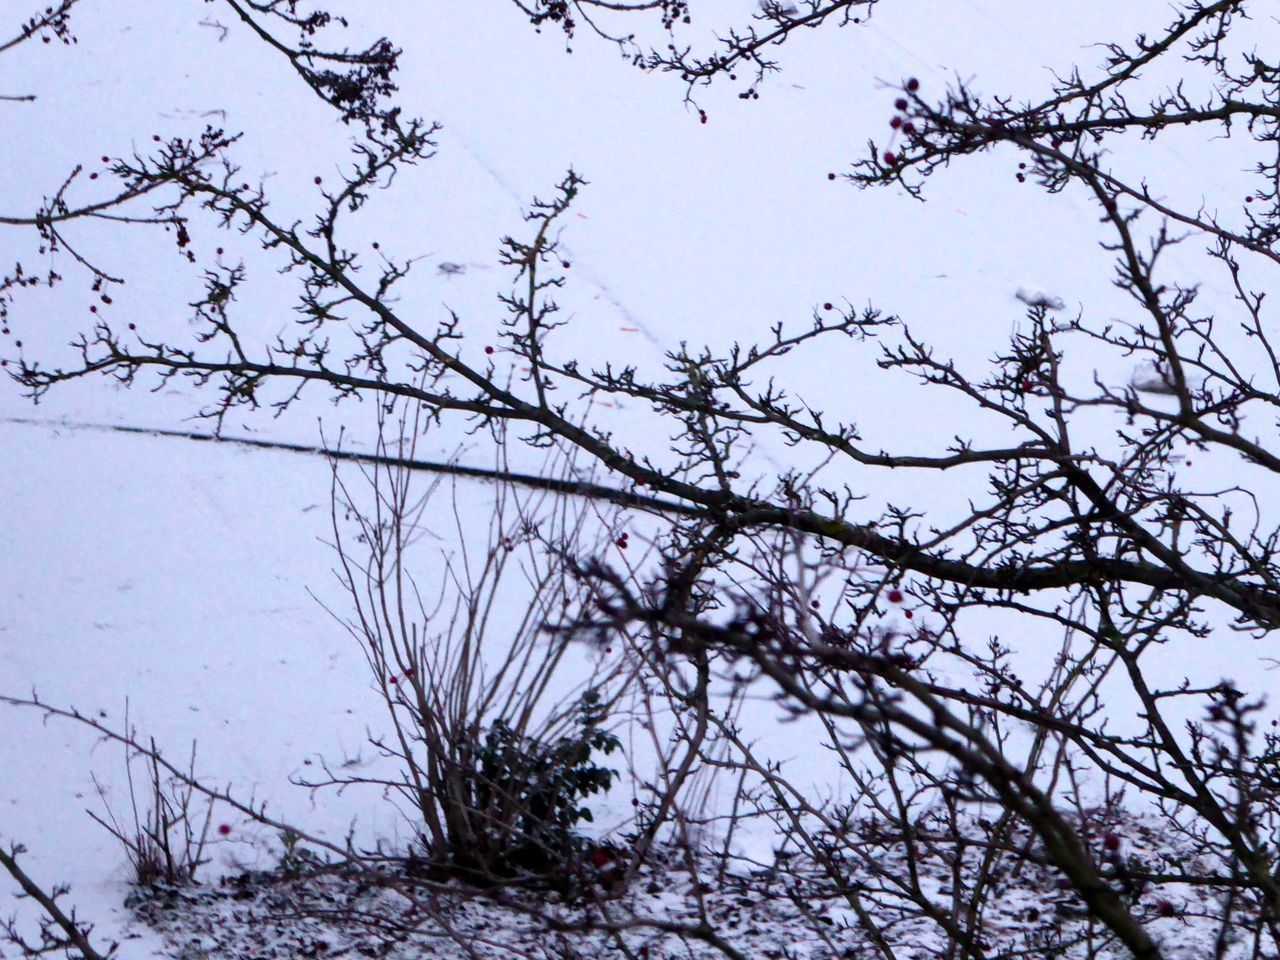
[3,2,1279,958]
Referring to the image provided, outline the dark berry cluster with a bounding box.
[882,80,921,166]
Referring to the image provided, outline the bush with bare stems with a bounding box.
[308,407,637,888]
[88,715,215,890]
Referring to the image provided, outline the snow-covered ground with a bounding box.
[2,2,1279,958]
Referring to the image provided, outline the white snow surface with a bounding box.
[2,2,1278,958]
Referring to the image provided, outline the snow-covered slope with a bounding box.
[2,2,1277,957]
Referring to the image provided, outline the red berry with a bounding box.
[699,111,707,124]
[389,676,398,685]
[128,323,136,331]
[904,610,913,620]
[827,172,836,180]
[890,116,903,129]
[902,122,916,134]
[101,156,109,163]
[1103,832,1121,852]
[89,172,98,180]
[906,78,920,92]
[616,538,628,549]
[153,135,161,142]
[883,151,897,164]
[823,302,833,311]
[1155,899,1176,918]
[314,176,322,184]
[484,346,494,355]
[894,98,909,112]
[562,261,571,269]
[217,823,231,836]
[887,589,904,604]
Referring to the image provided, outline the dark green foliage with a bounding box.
[441,689,621,886]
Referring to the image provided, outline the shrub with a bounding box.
[448,689,621,884]
[89,733,213,890]
[315,408,636,889]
